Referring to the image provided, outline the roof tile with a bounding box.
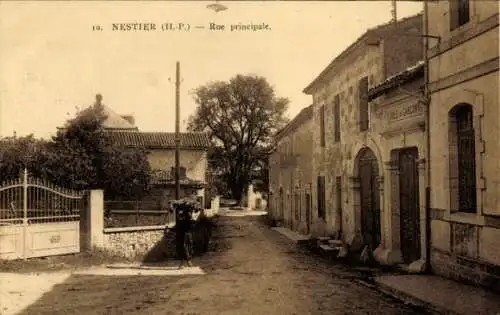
[104,131,211,149]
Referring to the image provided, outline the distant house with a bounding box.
[59,94,211,205]
[269,105,314,235]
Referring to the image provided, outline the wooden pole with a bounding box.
[391,0,397,23]
[175,61,181,200]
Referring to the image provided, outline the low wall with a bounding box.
[102,224,175,260]
[84,190,217,262]
[97,215,214,262]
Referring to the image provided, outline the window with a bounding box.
[450,0,470,30]
[320,105,326,147]
[334,94,341,142]
[358,76,369,131]
[449,104,477,213]
[170,166,187,179]
[317,176,326,219]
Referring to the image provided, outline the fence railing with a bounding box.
[0,169,85,226]
[104,200,174,228]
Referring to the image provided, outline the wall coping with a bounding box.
[103,222,175,234]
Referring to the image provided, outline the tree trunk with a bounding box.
[231,184,244,206]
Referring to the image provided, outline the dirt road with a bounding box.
[17,215,430,315]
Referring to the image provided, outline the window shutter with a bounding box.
[320,105,326,147]
[359,77,369,131]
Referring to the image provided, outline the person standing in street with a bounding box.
[175,196,200,269]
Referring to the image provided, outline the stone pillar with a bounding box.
[408,158,428,273]
[80,190,104,251]
[247,184,255,210]
[377,175,385,247]
[211,196,220,213]
[374,161,403,265]
[346,176,363,251]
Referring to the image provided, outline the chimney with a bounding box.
[95,94,103,106]
[121,115,135,126]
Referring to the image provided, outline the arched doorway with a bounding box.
[357,148,381,250]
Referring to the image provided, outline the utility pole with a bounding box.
[390,0,397,23]
[175,61,181,200]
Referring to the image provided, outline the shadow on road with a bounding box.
[18,274,198,315]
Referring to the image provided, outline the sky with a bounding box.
[0,1,423,139]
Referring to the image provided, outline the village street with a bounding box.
[5,213,432,315]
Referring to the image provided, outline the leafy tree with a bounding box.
[1,101,151,199]
[0,134,44,181]
[188,74,289,204]
[34,102,107,189]
[100,145,150,199]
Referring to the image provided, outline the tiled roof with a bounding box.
[275,105,313,141]
[368,61,424,100]
[303,13,422,94]
[104,131,211,150]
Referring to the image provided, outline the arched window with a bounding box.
[449,104,477,213]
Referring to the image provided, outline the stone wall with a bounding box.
[102,226,174,260]
[100,216,214,262]
[310,43,383,239]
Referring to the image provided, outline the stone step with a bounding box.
[319,244,343,252]
[328,239,343,247]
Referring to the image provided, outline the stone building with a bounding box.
[302,14,423,251]
[426,1,500,288]
[269,105,314,235]
[60,95,211,206]
[367,61,427,270]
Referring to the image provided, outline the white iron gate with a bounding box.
[0,169,86,260]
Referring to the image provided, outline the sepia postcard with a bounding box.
[1,1,499,314]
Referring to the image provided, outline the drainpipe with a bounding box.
[423,0,432,274]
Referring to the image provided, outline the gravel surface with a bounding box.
[4,216,431,315]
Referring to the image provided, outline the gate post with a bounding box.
[81,190,104,251]
[22,168,28,259]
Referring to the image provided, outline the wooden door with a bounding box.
[305,193,311,235]
[399,147,421,263]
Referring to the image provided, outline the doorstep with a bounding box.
[374,274,500,315]
[271,227,310,244]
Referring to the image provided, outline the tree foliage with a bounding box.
[188,74,288,202]
[0,134,44,181]
[0,102,150,199]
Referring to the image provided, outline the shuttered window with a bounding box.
[358,77,369,131]
[334,94,340,142]
[450,0,470,30]
[320,105,326,147]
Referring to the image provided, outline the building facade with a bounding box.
[367,62,427,270]
[269,105,314,235]
[302,14,423,252]
[426,1,500,288]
